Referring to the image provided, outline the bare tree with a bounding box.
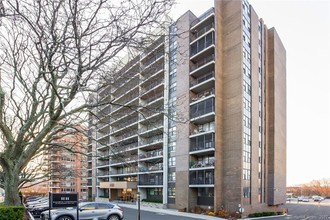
[0,0,174,206]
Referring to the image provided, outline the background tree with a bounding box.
[0,0,174,206]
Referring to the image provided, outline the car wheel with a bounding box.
[56,216,74,220]
[108,214,120,220]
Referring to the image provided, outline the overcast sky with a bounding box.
[171,0,330,186]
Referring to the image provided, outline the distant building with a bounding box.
[88,0,286,215]
[20,181,48,197]
[48,127,88,200]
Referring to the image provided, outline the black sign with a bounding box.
[50,193,78,208]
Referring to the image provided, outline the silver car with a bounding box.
[40,202,124,220]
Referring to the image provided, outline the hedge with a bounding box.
[141,198,163,203]
[248,212,277,217]
[0,205,25,220]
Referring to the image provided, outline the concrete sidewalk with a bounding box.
[116,202,226,220]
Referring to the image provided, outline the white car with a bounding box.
[41,202,124,220]
[302,197,309,202]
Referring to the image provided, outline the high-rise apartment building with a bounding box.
[87,0,286,214]
[49,128,88,201]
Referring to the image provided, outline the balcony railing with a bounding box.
[190,71,215,87]
[190,178,214,185]
[143,92,164,104]
[111,168,138,175]
[140,79,164,96]
[139,179,163,185]
[97,171,110,176]
[142,51,164,68]
[190,98,215,119]
[113,130,138,142]
[139,163,163,172]
[191,88,215,103]
[189,170,214,185]
[190,32,215,57]
[191,22,215,41]
[191,8,215,27]
[191,54,214,71]
[111,156,138,164]
[112,117,138,132]
[190,141,215,152]
[140,134,163,146]
[97,160,110,166]
[112,142,138,152]
[190,160,215,168]
[141,67,163,81]
[139,123,163,133]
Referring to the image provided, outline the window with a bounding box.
[81,203,97,210]
[147,188,162,196]
[168,157,176,166]
[168,171,176,182]
[97,203,113,209]
[168,188,175,197]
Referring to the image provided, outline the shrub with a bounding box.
[141,198,163,203]
[217,209,229,218]
[0,205,25,220]
[248,211,277,217]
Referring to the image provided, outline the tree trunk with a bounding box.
[4,169,21,206]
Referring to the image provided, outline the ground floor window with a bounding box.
[197,187,214,206]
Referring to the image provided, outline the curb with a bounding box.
[117,203,226,220]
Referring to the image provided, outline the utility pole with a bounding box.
[137,192,140,220]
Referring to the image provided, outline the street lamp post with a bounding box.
[137,192,140,220]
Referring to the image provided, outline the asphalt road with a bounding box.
[282,200,330,220]
[32,199,330,220]
[122,207,210,220]
[33,207,205,220]
[256,199,330,220]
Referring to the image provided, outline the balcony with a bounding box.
[139,135,163,149]
[112,130,138,144]
[110,168,138,176]
[111,117,138,135]
[113,75,139,96]
[110,156,138,165]
[190,32,215,61]
[139,122,164,138]
[190,141,215,154]
[191,22,215,42]
[111,98,139,116]
[111,110,136,124]
[142,36,164,58]
[139,150,163,162]
[112,86,139,106]
[141,91,164,106]
[97,170,110,176]
[140,79,164,98]
[190,55,215,79]
[139,108,163,123]
[142,51,164,70]
[189,160,215,169]
[190,72,215,93]
[190,97,215,124]
[189,170,214,186]
[138,163,163,173]
[141,67,164,83]
[190,128,214,138]
[191,8,215,29]
[139,174,163,186]
[190,133,215,154]
[115,142,139,152]
[190,88,214,104]
[97,160,110,167]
